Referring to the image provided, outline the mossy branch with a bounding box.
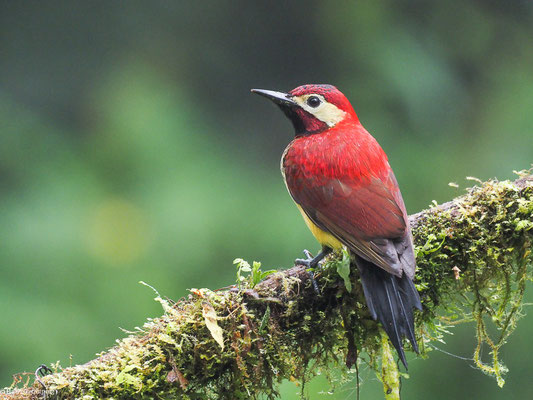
[5,172,533,400]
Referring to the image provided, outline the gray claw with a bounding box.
[295,249,314,266]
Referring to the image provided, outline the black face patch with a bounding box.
[278,105,306,135]
[278,105,327,136]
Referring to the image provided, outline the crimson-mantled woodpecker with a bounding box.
[252,84,422,368]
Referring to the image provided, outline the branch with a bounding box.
[4,172,533,400]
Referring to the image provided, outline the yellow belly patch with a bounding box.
[296,204,343,250]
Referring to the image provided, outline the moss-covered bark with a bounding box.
[5,172,533,400]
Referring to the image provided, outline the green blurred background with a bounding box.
[1,1,532,398]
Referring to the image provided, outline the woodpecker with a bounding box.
[252,84,422,368]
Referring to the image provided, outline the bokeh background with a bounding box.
[1,1,533,398]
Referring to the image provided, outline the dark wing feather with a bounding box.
[355,256,421,368]
[287,170,415,278]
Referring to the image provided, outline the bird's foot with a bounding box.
[295,249,328,294]
[295,249,319,268]
[295,248,331,269]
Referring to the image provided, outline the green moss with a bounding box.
[411,174,533,386]
[379,333,400,400]
[8,172,533,399]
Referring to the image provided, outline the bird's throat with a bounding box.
[280,106,328,136]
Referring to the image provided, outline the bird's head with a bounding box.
[252,84,358,136]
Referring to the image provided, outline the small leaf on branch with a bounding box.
[202,302,224,350]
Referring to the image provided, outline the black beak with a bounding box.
[251,89,296,107]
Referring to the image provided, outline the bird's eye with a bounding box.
[306,96,321,108]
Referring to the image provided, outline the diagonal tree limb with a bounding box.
[3,172,533,400]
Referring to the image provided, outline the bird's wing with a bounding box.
[286,168,414,277]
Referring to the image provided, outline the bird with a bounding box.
[251,84,422,368]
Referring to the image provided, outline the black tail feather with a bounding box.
[355,257,422,369]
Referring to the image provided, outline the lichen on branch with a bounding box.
[6,172,533,400]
